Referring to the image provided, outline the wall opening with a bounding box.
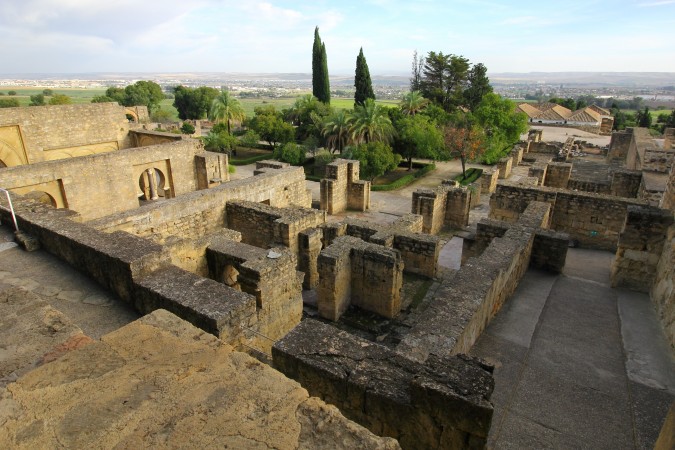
[138,168,168,203]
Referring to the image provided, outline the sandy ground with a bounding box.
[522,125,612,146]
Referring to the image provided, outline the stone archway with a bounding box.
[138,167,168,201]
[124,108,139,123]
[222,264,241,291]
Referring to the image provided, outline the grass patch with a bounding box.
[371,162,436,191]
[454,167,483,185]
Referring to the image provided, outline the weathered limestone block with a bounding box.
[528,162,548,185]
[0,310,400,449]
[320,159,370,214]
[511,146,524,165]
[444,187,471,229]
[411,188,446,234]
[469,181,482,209]
[272,319,494,450]
[317,236,403,321]
[611,205,673,292]
[497,156,512,179]
[480,168,499,194]
[206,239,303,351]
[611,169,642,198]
[298,228,323,289]
[544,162,572,188]
[195,151,229,189]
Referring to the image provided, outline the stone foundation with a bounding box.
[317,236,403,320]
[272,319,494,450]
[320,159,370,214]
[412,184,471,234]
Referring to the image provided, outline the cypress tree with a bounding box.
[312,27,330,104]
[354,47,375,107]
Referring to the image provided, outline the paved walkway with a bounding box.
[471,248,675,449]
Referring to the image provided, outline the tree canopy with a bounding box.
[394,114,446,169]
[312,27,330,104]
[103,81,165,113]
[350,98,395,144]
[173,85,219,120]
[349,142,401,181]
[209,88,245,134]
[354,47,375,107]
[49,94,71,105]
[247,106,295,150]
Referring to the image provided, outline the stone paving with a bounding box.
[471,249,675,449]
[0,224,139,339]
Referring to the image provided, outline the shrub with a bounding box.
[274,142,306,165]
[371,163,436,191]
[8,90,17,96]
[454,167,483,185]
[0,98,20,108]
[180,122,196,135]
[240,130,261,149]
[228,165,236,174]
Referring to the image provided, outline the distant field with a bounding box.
[1,86,401,119]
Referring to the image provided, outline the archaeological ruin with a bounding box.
[1,103,674,449]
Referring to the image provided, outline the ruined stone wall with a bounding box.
[643,148,675,173]
[567,179,611,194]
[320,159,370,215]
[529,141,560,154]
[0,103,132,165]
[195,152,229,189]
[607,129,635,163]
[273,319,494,450]
[544,162,572,188]
[129,130,184,147]
[89,167,312,241]
[497,156,512,179]
[528,162,548,185]
[226,200,325,254]
[0,196,293,352]
[490,183,648,250]
[206,240,303,352]
[480,169,499,194]
[399,202,555,362]
[411,189,446,234]
[317,236,403,320]
[611,206,673,292]
[298,228,323,289]
[661,166,675,210]
[651,223,675,349]
[1,139,204,220]
[611,169,642,198]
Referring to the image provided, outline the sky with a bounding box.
[2,0,675,75]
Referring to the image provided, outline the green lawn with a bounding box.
[0,87,106,106]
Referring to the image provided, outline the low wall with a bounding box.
[320,159,370,214]
[411,185,471,234]
[490,182,649,250]
[88,166,312,242]
[272,319,494,450]
[398,202,558,362]
[651,223,675,349]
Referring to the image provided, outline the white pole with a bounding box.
[0,188,19,232]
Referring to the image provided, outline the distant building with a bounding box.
[516,102,614,135]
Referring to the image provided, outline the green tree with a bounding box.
[203,130,238,154]
[209,88,245,135]
[410,50,425,92]
[173,85,219,120]
[321,109,353,153]
[274,142,306,165]
[240,130,261,148]
[49,94,71,105]
[180,122,195,135]
[354,47,375,107]
[29,94,45,106]
[473,93,528,162]
[42,89,53,96]
[0,98,20,108]
[8,90,17,96]
[636,106,652,128]
[350,98,395,144]
[400,90,429,116]
[91,95,115,103]
[610,103,627,131]
[421,51,470,111]
[123,81,165,114]
[464,63,492,111]
[394,114,446,169]
[284,94,330,140]
[247,106,295,150]
[105,87,126,104]
[312,27,330,104]
[350,142,401,181]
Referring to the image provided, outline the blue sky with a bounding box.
[2,0,674,75]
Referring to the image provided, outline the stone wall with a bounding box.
[497,156,512,179]
[411,184,471,234]
[89,166,312,242]
[611,206,673,292]
[195,151,229,189]
[225,200,325,254]
[0,103,132,166]
[528,162,548,185]
[607,130,634,163]
[206,239,303,352]
[272,319,494,450]
[567,179,611,194]
[480,169,499,194]
[1,139,205,220]
[317,236,403,320]
[611,169,642,198]
[490,182,649,250]
[320,159,370,214]
[544,162,572,188]
[661,165,675,210]
[398,202,559,361]
[651,223,675,349]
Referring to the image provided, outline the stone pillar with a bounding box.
[147,168,159,200]
[497,157,512,179]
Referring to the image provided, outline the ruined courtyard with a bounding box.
[0,103,674,449]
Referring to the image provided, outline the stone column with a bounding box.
[147,168,159,200]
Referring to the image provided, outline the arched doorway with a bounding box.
[138,167,168,202]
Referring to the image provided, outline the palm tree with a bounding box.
[350,98,395,144]
[209,88,245,134]
[322,109,353,153]
[400,90,429,116]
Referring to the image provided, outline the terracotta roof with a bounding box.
[535,104,573,121]
[568,107,602,123]
[588,104,611,116]
[516,103,542,119]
